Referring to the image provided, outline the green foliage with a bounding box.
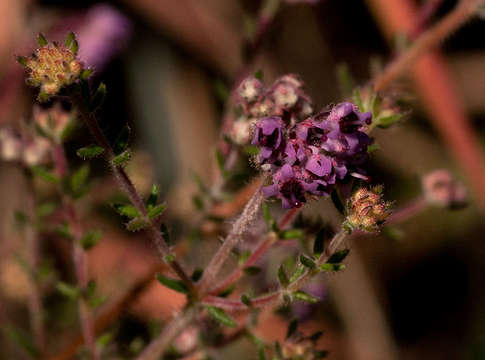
[90,82,106,112]
[299,254,316,270]
[327,249,350,264]
[112,203,139,218]
[293,290,319,304]
[111,150,131,167]
[77,145,105,159]
[156,273,188,294]
[278,264,289,288]
[31,165,59,184]
[80,230,102,250]
[206,306,237,328]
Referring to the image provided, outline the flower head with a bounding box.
[18,33,84,101]
[422,169,467,209]
[345,186,391,232]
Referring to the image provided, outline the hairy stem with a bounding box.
[197,186,264,295]
[373,0,476,91]
[208,207,300,295]
[71,93,195,296]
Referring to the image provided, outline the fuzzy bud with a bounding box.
[345,186,391,232]
[422,169,467,209]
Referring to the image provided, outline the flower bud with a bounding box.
[237,76,263,103]
[422,169,467,209]
[345,186,391,232]
[33,104,73,143]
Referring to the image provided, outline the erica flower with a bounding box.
[262,164,308,208]
[252,116,286,164]
[237,76,263,104]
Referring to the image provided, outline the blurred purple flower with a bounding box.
[77,4,132,70]
[252,116,286,164]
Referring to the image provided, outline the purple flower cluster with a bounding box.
[252,102,372,208]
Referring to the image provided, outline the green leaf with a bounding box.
[238,250,251,265]
[37,202,56,218]
[70,39,79,55]
[77,145,105,159]
[213,79,229,103]
[243,145,259,155]
[367,142,380,154]
[70,164,90,195]
[114,125,131,155]
[37,33,48,47]
[125,218,148,232]
[113,203,139,218]
[56,281,80,299]
[377,114,402,129]
[330,190,344,215]
[313,227,326,257]
[353,89,364,112]
[293,290,319,304]
[243,266,261,276]
[160,223,172,245]
[80,68,94,80]
[258,346,266,360]
[289,265,306,283]
[280,229,304,240]
[327,249,350,264]
[3,325,40,359]
[215,149,228,178]
[164,254,174,263]
[65,32,75,47]
[254,69,263,81]
[16,56,28,67]
[191,268,203,282]
[146,184,159,207]
[308,330,324,342]
[147,203,167,220]
[300,254,316,270]
[31,166,59,184]
[96,332,114,349]
[286,319,298,339]
[320,263,345,272]
[217,285,235,298]
[278,264,289,287]
[80,230,102,250]
[206,306,237,327]
[156,273,188,294]
[90,82,106,112]
[111,150,131,167]
[241,293,252,307]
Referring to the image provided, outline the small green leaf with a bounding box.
[278,264,289,287]
[367,143,380,154]
[289,265,306,283]
[77,145,105,159]
[164,254,175,263]
[38,33,48,47]
[330,190,344,215]
[313,227,326,257]
[254,69,263,81]
[90,82,106,112]
[146,184,159,207]
[327,249,350,264]
[320,263,345,272]
[113,125,131,154]
[238,250,251,265]
[243,145,259,155]
[31,166,59,184]
[37,202,56,218]
[217,285,235,298]
[215,149,228,178]
[300,254,316,270]
[16,56,28,67]
[65,32,75,47]
[80,230,102,250]
[243,266,261,276]
[80,68,94,80]
[56,281,80,299]
[262,203,272,228]
[258,346,266,360]
[70,39,79,55]
[377,114,402,129]
[241,293,252,307]
[308,330,324,342]
[111,150,131,167]
[125,218,148,232]
[191,268,203,282]
[112,203,139,218]
[293,290,319,304]
[156,273,188,294]
[70,164,90,195]
[286,319,298,339]
[213,79,229,103]
[147,203,167,220]
[353,89,364,112]
[160,223,172,245]
[96,332,114,349]
[280,229,304,240]
[206,306,237,327]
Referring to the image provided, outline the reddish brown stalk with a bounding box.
[387,196,427,224]
[71,94,195,295]
[367,0,485,213]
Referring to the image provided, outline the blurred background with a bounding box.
[0,0,484,359]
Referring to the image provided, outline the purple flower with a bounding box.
[262,164,310,209]
[252,116,285,163]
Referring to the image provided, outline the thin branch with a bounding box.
[197,186,264,295]
[372,0,476,91]
[71,94,195,296]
